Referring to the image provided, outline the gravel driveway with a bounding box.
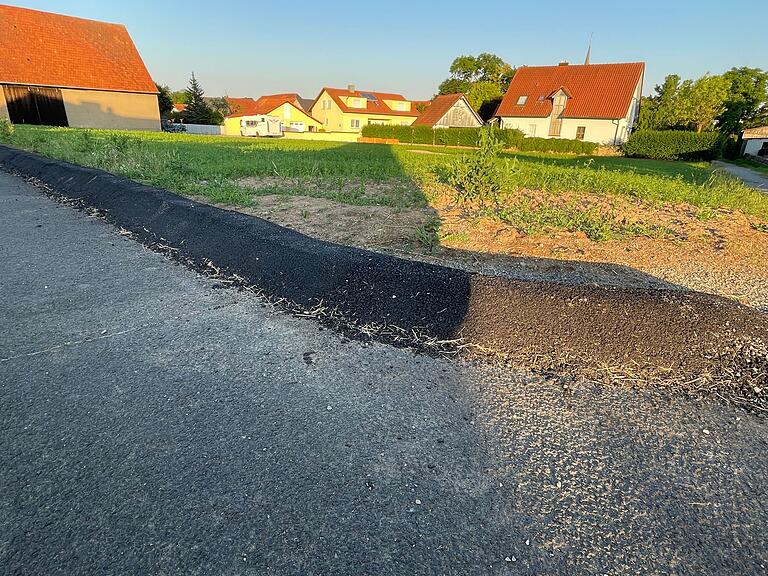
[713,159,768,192]
[2,171,767,575]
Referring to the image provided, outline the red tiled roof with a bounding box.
[172,103,186,112]
[495,62,644,120]
[0,5,157,93]
[226,97,260,115]
[314,87,419,117]
[413,93,482,126]
[226,94,321,123]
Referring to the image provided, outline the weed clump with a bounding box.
[0,117,14,142]
[443,126,507,208]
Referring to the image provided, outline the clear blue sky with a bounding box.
[9,0,764,100]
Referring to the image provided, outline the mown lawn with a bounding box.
[3,125,767,221]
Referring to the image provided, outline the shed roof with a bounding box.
[496,62,644,120]
[743,126,768,139]
[0,5,157,94]
[413,93,482,127]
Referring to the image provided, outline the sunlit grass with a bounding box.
[4,125,767,222]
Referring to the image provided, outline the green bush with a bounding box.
[440,127,506,208]
[361,124,597,154]
[621,130,725,161]
[0,117,14,142]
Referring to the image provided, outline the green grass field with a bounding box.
[3,125,767,222]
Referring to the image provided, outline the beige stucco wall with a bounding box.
[501,116,629,145]
[0,88,8,120]
[61,89,160,131]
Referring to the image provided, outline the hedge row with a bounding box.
[621,130,724,161]
[361,124,597,154]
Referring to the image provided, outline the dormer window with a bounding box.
[516,95,528,105]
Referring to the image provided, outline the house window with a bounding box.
[516,95,528,105]
[350,119,361,129]
[575,126,586,140]
[283,103,291,119]
[528,124,536,137]
[322,99,331,110]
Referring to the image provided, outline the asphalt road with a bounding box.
[1,170,767,576]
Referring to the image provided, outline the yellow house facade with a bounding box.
[223,95,322,136]
[310,86,419,133]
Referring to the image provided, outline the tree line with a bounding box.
[636,68,768,135]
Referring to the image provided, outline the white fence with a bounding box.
[183,124,224,135]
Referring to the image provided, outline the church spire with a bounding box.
[584,33,593,65]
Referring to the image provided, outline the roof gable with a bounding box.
[226,95,321,123]
[0,5,157,93]
[496,62,644,120]
[413,94,482,127]
[315,87,419,117]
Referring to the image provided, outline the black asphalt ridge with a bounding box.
[1,145,766,382]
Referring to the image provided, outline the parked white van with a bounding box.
[239,115,282,137]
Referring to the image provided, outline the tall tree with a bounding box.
[718,67,768,134]
[676,75,730,133]
[182,73,217,125]
[467,81,502,121]
[438,53,516,120]
[170,90,188,105]
[155,83,173,117]
[635,74,681,130]
[206,96,231,125]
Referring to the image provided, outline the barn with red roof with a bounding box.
[495,61,644,145]
[0,5,160,131]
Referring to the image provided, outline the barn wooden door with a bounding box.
[3,85,68,127]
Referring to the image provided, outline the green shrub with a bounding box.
[0,117,14,142]
[622,130,725,161]
[441,126,507,207]
[361,124,595,154]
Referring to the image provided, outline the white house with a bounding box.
[495,61,645,145]
[741,126,768,158]
[413,93,483,128]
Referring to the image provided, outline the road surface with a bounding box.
[713,159,768,192]
[1,170,767,575]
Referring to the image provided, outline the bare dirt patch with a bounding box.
[237,175,424,208]
[203,193,436,250]
[429,187,768,310]
[197,185,768,311]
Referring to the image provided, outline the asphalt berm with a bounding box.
[1,145,765,410]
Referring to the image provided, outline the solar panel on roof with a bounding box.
[360,92,377,101]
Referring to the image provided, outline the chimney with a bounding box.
[347,83,356,93]
[558,60,569,66]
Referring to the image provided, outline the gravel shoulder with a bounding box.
[2,164,768,576]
